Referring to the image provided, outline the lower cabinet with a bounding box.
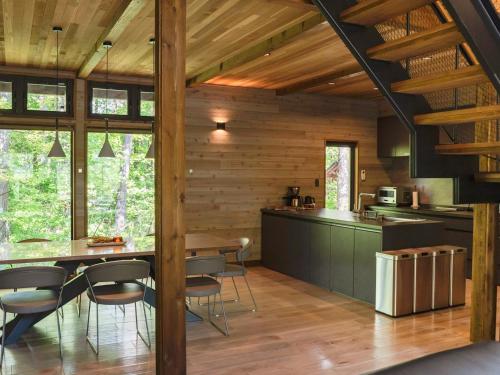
[261,214,289,274]
[288,219,310,281]
[353,229,381,304]
[309,223,331,289]
[330,225,354,296]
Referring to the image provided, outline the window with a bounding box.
[87,132,154,238]
[0,81,13,110]
[0,129,71,243]
[91,87,129,116]
[140,91,154,117]
[27,82,67,112]
[325,142,355,211]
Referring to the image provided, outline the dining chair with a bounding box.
[83,260,151,355]
[211,237,257,312]
[186,255,229,336]
[0,266,67,365]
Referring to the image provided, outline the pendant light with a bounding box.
[48,26,66,158]
[145,38,155,159]
[98,41,115,158]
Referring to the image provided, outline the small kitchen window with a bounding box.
[325,142,356,211]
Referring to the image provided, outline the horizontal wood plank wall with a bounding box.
[185,84,389,260]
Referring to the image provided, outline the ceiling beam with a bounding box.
[276,64,363,95]
[78,0,147,78]
[262,0,317,11]
[186,13,325,87]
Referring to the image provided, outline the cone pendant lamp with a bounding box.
[99,119,115,158]
[48,26,66,158]
[98,41,115,158]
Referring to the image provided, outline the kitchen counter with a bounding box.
[261,208,445,304]
[261,208,441,230]
[367,205,474,220]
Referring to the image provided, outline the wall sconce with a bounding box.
[216,122,226,130]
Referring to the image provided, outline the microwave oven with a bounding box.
[377,186,411,206]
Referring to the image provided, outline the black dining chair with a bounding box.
[83,260,151,355]
[0,266,67,365]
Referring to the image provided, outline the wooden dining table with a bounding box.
[0,233,241,345]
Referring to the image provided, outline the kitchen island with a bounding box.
[261,208,444,304]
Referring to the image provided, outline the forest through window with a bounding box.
[0,129,71,243]
[325,143,354,211]
[87,132,154,239]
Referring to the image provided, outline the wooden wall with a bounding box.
[185,84,390,260]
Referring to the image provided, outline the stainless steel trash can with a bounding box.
[436,245,466,306]
[376,250,414,317]
[403,248,433,313]
[432,247,451,310]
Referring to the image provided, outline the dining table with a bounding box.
[0,233,241,345]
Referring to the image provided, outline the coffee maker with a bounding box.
[284,186,303,207]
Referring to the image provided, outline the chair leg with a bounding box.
[86,302,99,355]
[231,277,240,302]
[86,301,91,337]
[1,310,6,367]
[56,308,63,360]
[243,274,258,312]
[137,302,152,349]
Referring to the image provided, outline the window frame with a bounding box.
[325,141,357,211]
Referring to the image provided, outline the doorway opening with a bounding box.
[325,142,356,211]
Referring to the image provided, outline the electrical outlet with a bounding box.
[315,178,320,187]
[361,169,366,182]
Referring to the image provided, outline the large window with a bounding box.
[325,142,355,211]
[0,81,13,110]
[87,133,154,238]
[0,129,71,243]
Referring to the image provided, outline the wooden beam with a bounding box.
[367,22,463,62]
[186,13,325,87]
[391,65,488,95]
[470,88,498,342]
[0,65,75,79]
[475,173,500,183]
[155,0,186,373]
[414,105,500,126]
[435,141,500,155]
[341,0,434,26]
[78,0,147,78]
[263,0,316,10]
[276,65,363,95]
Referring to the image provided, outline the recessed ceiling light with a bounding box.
[423,56,432,60]
[328,82,335,85]
[373,87,379,90]
[264,52,271,57]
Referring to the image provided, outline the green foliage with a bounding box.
[325,146,340,209]
[140,100,154,117]
[0,92,12,110]
[87,133,154,238]
[92,98,128,115]
[0,130,71,242]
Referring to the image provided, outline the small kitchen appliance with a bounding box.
[377,186,411,206]
[284,186,303,207]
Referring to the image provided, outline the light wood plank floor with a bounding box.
[0,266,479,374]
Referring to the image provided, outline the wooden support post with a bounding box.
[72,79,87,239]
[155,0,187,374]
[470,84,498,342]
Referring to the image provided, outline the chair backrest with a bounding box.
[236,237,252,262]
[186,255,225,276]
[84,260,150,283]
[17,238,51,243]
[0,266,66,290]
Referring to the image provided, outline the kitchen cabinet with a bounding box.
[330,225,355,296]
[377,116,410,158]
[353,229,382,304]
[261,214,289,274]
[288,219,310,281]
[309,223,331,289]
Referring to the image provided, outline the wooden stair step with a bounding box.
[435,142,500,155]
[475,173,500,183]
[341,0,434,26]
[414,105,500,126]
[392,65,488,95]
[367,23,463,62]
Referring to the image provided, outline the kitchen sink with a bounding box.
[383,216,427,223]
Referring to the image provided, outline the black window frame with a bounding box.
[0,75,73,117]
[325,141,357,211]
[88,81,154,121]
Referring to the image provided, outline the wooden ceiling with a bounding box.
[0,0,498,99]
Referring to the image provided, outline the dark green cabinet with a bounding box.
[288,219,310,281]
[309,223,331,289]
[377,116,409,158]
[330,225,355,296]
[353,229,381,304]
[261,214,289,273]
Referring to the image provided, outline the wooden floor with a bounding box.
[0,266,480,374]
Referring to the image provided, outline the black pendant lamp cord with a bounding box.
[56,29,59,133]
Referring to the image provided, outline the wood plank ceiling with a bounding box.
[0,0,498,99]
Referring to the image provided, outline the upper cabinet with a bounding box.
[377,116,410,158]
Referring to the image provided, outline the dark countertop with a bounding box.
[261,208,440,230]
[367,205,474,220]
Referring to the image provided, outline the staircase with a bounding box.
[313,0,500,203]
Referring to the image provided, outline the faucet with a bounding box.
[355,193,376,214]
